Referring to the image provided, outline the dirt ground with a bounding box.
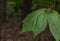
[1,20,56,41]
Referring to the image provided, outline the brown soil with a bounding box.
[1,21,55,41]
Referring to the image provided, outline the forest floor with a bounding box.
[1,20,55,41]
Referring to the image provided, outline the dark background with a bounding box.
[0,0,60,41]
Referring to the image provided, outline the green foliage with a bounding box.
[48,11,60,41]
[32,12,47,37]
[6,0,22,21]
[22,8,47,37]
[22,8,60,41]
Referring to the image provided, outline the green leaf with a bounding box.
[48,10,60,41]
[32,13,47,37]
[22,8,47,37]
